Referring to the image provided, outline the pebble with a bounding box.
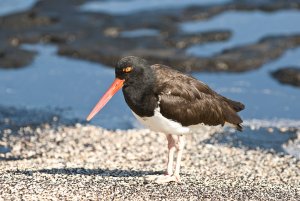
[0,123,299,200]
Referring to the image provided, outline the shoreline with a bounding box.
[1,123,299,200]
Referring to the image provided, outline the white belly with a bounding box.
[131,107,212,135]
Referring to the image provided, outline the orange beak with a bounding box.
[86,78,125,121]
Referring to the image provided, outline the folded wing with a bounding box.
[152,64,244,130]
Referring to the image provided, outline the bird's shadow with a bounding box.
[0,155,39,161]
[10,168,164,178]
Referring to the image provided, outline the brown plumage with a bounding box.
[152,64,245,131]
[87,56,245,183]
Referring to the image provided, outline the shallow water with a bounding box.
[0,1,300,157]
[0,0,36,16]
[181,10,300,56]
[81,0,231,15]
[0,44,133,129]
[193,47,300,121]
[205,127,297,154]
[121,29,160,38]
[0,43,299,130]
[0,1,299,129]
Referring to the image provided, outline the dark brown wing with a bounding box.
[152,64,244,130]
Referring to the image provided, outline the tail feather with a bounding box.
[221,97,245,132]
[225,122,243,132]
[223,97,245,112]
[236,123,243,132]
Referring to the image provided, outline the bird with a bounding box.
[86,56,245,183]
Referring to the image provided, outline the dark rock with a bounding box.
[0,48,36,69]
[58,34,300,73]
[183,0,300,21]
[271,67,300,88]
[209,35,300,72]
[166,30,231,49]
[1,0,300,71]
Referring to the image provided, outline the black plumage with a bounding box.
[87,56,245,183]
[116,56,245,131]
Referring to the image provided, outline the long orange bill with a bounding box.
[86,78,125,121]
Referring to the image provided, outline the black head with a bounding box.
[115,56,150,82]
[86,56,153,121]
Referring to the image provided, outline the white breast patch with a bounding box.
[131,106,214,135]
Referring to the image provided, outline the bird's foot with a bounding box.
[145,174,181,184]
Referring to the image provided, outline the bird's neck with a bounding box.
[122,69,158,117]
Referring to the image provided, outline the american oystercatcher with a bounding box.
[87,56,245,183]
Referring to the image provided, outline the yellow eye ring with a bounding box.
[123,66,133,73]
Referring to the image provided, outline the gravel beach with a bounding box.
[1,0,300,199]
[0,123,299,200]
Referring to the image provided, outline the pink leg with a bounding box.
[146,135,185,184]
[166,134,176,175]
[173,135,185,182]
